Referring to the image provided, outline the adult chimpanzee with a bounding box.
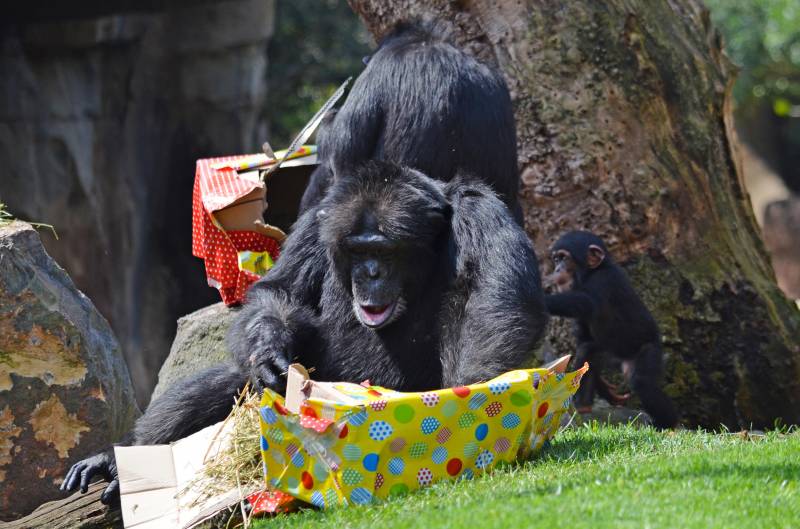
[298,21,523,223]
[62,161,547,503]
[544,230,678,429]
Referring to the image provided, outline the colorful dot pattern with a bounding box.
[259,363,588,508]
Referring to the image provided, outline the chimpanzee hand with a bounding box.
[249,348,292,394]
[242,317,295,394]
[60,449,120,506]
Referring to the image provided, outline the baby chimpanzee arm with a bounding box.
[545,291,596,319]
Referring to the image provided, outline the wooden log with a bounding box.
[4,482,121,529]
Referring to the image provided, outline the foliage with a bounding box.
[251,423,799,529]
[266,0,372,148]
[0,202,12,227]
[706,0,800,112]
[705,0,800,188]
[0,202,57,238]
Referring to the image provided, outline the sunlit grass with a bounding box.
[252,424,799,529]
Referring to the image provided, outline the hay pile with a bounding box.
[179,388,267,526]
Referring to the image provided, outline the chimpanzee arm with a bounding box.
[439,179,548,386]
[61,362,247,505]
[228,207,327,392]
[573,340,600,411]
[545,291,596,319]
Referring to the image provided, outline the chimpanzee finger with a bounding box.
[254,363,279,391]
[271,353,292,377]
[61,462,85,491]
[80,465,99,493]
[100,479,121,506]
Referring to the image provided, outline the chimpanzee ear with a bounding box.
[587,244,605,269]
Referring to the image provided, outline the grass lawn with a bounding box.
[252,423,800,529]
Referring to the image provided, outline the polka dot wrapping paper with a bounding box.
[192,156,281,305]
[258,361,589,507]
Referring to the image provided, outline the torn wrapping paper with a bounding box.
[258,357,588,507]
[192,147,317,305]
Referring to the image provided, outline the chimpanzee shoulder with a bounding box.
[300,20,521,221]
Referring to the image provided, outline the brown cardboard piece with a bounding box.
[212,171,287,242]
[115,420,246,529]
[284,364,360,414]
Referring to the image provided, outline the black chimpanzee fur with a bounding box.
[298,21,523,223]
[61,161,547,504]
[234,161,546,391]
[544,230,678,429]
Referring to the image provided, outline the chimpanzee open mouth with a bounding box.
[355,300,397,328]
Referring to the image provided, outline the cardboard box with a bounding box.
[192,148,318,305]
[116,421,242,529]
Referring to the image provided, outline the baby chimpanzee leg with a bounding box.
[573,341,600,412]
[629,343,678,429]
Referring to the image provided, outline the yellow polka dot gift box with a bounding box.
[258,356,588,508]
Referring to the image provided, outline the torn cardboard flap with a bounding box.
[542,354,571,374]
[284,364,360,414]
[116,420,241,529]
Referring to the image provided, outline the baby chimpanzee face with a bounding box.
[548,249,577,292]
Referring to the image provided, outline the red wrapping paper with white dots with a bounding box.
[192,156,281,305]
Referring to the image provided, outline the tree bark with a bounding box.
[348,0,800,428]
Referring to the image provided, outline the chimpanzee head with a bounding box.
[318,161,450,329]
[547,230,610,291]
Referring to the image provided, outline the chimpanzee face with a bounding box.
[549,249,577,292]
[344,231,408,329]
[319,161,449,331]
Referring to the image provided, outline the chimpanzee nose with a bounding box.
[366,260,381,279]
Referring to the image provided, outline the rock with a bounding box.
[0,222,139,521]
[150,302,238,401]
[0,0,276,406]
[762,197,800,300]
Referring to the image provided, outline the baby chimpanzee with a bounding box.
[544,231,678,428]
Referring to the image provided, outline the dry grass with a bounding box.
[177,388,266,528]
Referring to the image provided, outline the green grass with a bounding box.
[252,424,800,529]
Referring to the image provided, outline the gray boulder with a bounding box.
[0,222,139,521]
[150,302,237,401]
[0,0,276,405]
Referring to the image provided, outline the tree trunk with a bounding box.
[348,0,800,429]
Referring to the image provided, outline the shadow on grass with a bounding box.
[533,425,660,465]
